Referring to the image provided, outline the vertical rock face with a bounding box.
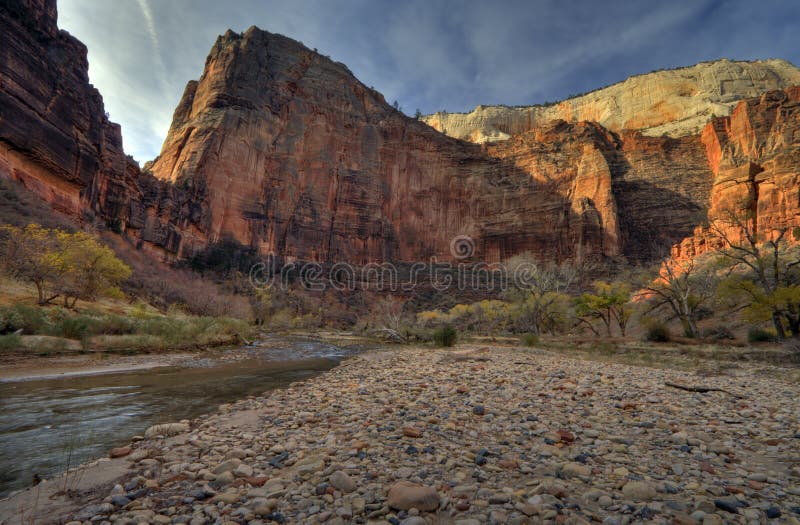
[0,0,204,258]
[149,27,498,262]
[2,0,798,268]
[148,27,716,264]
[422,59,800,143]
[672,87,800,261]
[0,0,127,216]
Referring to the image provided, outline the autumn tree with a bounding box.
[503,253,577,335]
[0,225,131,307]
[575,280,633,336]
[49,230,132,307]
[0,224,63,304]
[711,209,800,339]
[641,257,717,338]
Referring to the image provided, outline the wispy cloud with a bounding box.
[135,0,170,95]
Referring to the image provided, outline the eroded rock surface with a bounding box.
[2,0,799,268]
[422,59,800,143]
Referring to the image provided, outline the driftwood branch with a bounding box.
[664,381,742,398]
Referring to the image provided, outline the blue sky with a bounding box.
[58,0,800,163]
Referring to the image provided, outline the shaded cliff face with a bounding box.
[672,87,800,261]
[0,0,127,216]
[147,26,717,264]
[0,0,206,258]
[422,59,800,143]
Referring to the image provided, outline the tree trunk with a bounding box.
[772,312,787,339]
[35,281,45,305]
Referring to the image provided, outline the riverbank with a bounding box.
[0,351,200,382]
[2,343,798,524]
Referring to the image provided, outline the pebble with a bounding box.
[622,481,657,502]
[109,446,132,458]
[329,470,356,493]
[49,346,800,524]
[387,481,440,511]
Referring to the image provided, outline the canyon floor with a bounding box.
[2,344,800,525]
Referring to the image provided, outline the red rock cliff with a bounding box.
[0,0,206,258]
[148,27,714,263]
[672,87,800,261]
[3,1,797,268]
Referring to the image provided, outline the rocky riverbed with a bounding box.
[3,345,800,524]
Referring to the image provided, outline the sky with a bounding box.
[58,0,800,164]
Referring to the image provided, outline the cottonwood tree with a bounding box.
[640,256,717,338]
[49,230,131,307]
[711,208,800,339]
[575,280,633,336]
[503,253,578,335]
[0,225,131,307]
[1,224,63,304]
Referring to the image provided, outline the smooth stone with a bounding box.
[387,481,440,511]
[329,470,357,493]
[622,481,657,502]
[144,423,189,438]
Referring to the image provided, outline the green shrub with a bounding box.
[643,320,670,342]
[520,333,539,347]
[590,341,617,355]
[748,327,777,343]
[432,325,458,347]
[90,334,164,351]
[0,304,49,334]
[93,314,138,335]
[51,316,91,340]
[0,334,22,351]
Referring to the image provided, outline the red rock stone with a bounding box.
[109,446,132,458]
[243,476,269,487]
[402,426,422,438]
[4,1,800,272]
[498,459,519,470]
[557,430,576,443]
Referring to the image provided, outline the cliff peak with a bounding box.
[422,58,800,143]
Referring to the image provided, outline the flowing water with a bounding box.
[0,337,359,498]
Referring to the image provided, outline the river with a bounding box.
[0,336,359,498]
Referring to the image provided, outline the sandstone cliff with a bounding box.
[2,0,798,269]
[672,87,800,261]
[0,0,204,259]
[422,59,800,143]
[0,0,127,217]
[147,26,715,263]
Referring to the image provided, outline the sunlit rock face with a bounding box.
[147,27,716,263]
[672,87,800,262]
[422,59,800,143]
[2,0,798,267]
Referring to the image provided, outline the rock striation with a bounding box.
[146,26,715,263]
[2,0,799,268]
[422,59,800,142]
[0,0,205,258]
[672,86,800,261]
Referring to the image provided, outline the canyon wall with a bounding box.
[0,0,205,259]
[672,86,800,261]
[422,59,800,143]
[2,0,799,270]
[147,26,713,263]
